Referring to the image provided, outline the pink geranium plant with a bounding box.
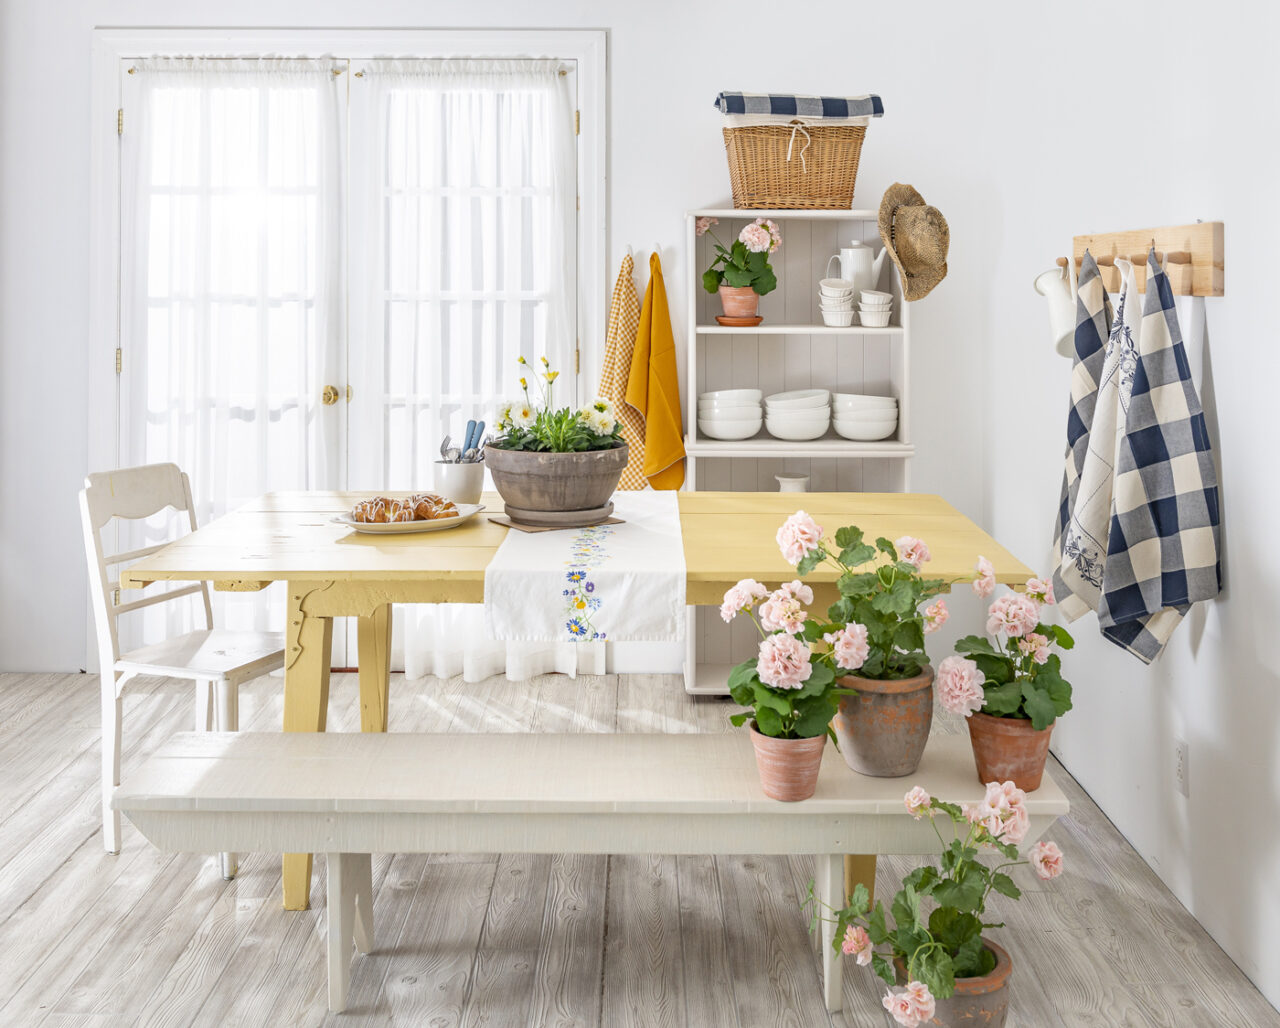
[944,569,1075,730]
[807,784,1067,1023]
[721,576,861,739]
[698,216,782,297]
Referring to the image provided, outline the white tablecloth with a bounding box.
[484,491,686,642]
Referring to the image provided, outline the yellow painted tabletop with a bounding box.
[121,490,1033,603]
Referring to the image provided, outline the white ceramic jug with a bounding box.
[826,240,888,296]
[1034,263,1078,358]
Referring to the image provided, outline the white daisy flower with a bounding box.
[510,403,537,430]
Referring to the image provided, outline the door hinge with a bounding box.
[115,348,122,374]
[575,347,580,374]
[346,384,353,403]
[117,108,123,135]
[575,110,580,135]
[112,587,121,607]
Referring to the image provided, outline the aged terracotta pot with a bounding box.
[967,712,1054,792]
[891,939,1012,1027]
[718,284,760,318]
[749,722,826,802]
[484,442,627,513]
[833,668,933,778]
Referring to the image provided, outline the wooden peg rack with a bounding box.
[1057,221,1224,296]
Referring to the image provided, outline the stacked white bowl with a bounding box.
[817,278,856,328]
[698,389,763,440]
[833,392,898,440]
[764,389,831,440]
[858,290,894,329]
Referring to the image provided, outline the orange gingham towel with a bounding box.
[600,254,649,490]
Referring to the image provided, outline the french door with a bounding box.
[115,53,580,661]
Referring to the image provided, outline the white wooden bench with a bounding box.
[114,732,1068,1014]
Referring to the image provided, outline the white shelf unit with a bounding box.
[682,206,913,695]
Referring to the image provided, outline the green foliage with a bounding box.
[700,236,779,296]
[490,359,622,454]
[954,622,1075,730]
[804,793,1053,1001]
[726,654,841,740]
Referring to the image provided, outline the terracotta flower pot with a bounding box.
[718,284,760,319]
[749,722,826,802]
[891,939,1013,1028]
[967,712,1054,792]
[832,668,934,778]
[484,442,627,513]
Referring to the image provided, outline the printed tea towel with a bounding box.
[484,491,686,642]
[599,254,649,490]
[1053,251,1221,662]
[627,253,685,489]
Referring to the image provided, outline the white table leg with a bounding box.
[214,679,239,881]
[816,853,844,1013]
[327,852,375,1012]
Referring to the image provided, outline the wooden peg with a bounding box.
[1165,250,1192,265]
[1056,256,1069,268]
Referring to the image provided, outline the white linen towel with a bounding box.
[484,491,686,642]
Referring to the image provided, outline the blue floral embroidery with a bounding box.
[562,524,617,641]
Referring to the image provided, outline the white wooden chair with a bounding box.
[79,463,284,878]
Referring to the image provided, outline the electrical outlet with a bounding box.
[1174,738,1190,797]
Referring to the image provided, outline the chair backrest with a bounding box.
[79,463,213,673]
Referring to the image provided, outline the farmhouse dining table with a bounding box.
[121,490,1035,910]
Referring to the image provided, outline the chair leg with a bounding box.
[213,679,240,881]
[101,673,124,854]
[195,679,214,732]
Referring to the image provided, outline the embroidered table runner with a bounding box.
[484,491,686,642]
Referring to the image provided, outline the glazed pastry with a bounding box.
[351,497,390,523]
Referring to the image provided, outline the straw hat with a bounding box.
[878,183,949,301]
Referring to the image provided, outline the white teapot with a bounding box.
[826,240,888,297]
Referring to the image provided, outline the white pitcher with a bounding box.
[1034,263,1078,358]
[826,240,888,296]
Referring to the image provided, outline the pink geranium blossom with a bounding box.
[695,216,719,236]
[758,590,808,635]
[986,593,1040,638]
[720,578,767,623]
[972,555,996,597]
[778,579,814,604]
[823,623,869,672]
[883,981,934,1027]
[1017,632,1052,665]
[1025,576,1055,605]
[756,633,812,691]
[739,222,772,253]
[923,598,948,634]
[756,217,782,253]
[904,786,931,819]
[975,780,1030,844]
[776,511,824,566]
[842,924,873,964]
[904,981,936,1023]
[1031,840,1065,880]
[936,655,984,717]
[895,535,931,568]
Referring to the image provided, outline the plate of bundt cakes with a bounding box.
[332,493,483,534]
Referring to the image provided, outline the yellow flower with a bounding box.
[545,370,560,382]
[575,599,586,609]
[519,377,528,388]
[517,355,527,365]
[540,356,549,366]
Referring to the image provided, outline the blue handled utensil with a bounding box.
[462,420,477,458]
[471,420,485,452]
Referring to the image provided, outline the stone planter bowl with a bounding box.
[484,441,628,512]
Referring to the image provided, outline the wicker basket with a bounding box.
[722,122,866,209]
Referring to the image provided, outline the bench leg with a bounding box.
[357,605,392,734]
[282,588,333,910]
[327,853,375,1013]
[214,679,239,881]
[817,853,844,1013]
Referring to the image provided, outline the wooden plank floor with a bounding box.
[0,670,1275,1027]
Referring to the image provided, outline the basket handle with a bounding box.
[785,120,811,173]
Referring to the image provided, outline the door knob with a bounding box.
[321,385,339,406]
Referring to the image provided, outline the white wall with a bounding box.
[1,0,1276,1008]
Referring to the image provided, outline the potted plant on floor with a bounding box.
[779,512,950,777]
[487,357,627,528]
[720,577,863,801]
[697,216,781,324]
[808,783,1066,1028]
[939,565,1074,790]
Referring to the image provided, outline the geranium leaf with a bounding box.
[875,537,898,559]
[990,872,1021,900]
[955,634,1001,657]
[1020,682,1057,730]
[980,679,1022,715]
[834,526,864,549]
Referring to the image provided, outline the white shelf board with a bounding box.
[685,662,736,696]
[685,432,914,460]
[696,323,902,336]
[690,207,879,221]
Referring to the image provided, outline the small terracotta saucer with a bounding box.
[715,315,764,327]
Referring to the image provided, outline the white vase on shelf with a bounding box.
[775,473,810,493]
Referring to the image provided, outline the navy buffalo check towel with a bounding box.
[713,92,884,119]
[1053,251,1220,663]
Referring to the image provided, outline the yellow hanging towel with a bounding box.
[599,254,649,490]
[627,252,685,490]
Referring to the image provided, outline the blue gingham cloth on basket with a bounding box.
[713,92,884,118]
[1053,251,1221,663]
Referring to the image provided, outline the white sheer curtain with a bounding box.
[120,58,344,640]
[350,59,590,680]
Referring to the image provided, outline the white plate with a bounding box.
[834,392,896,405]
[332,504,485,534]
[698,401,762,415]
[699,388,762,403]
[835,410,899,422]
[764,389,830,409]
